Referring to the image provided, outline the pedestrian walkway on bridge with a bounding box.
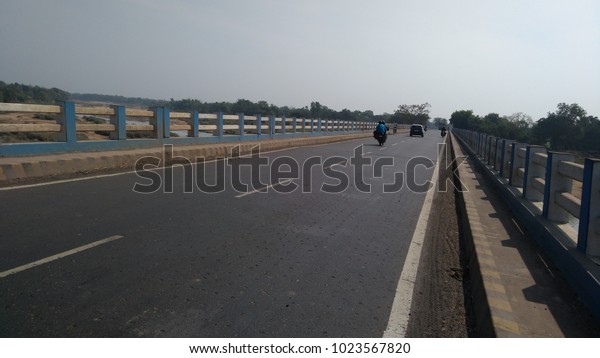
[451,134,600,337]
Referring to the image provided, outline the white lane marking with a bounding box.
[235,160,346,198]
[235,178,295,198]
[383,148,441,338]
[0,146,300,192]
[0,235,124,279]
[378,147,386,151]
[0,171,139,191]
[392,143,398,146]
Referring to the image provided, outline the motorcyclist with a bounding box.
[376,121,388,136]
[441,126,447,136]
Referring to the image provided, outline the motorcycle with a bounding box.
[441,129,447,137]
[373,131,387,146]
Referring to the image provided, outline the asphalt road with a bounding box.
[0,131,445,337]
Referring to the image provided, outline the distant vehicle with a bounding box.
[409,124,425,137]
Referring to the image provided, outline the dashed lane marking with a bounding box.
[0,235,124,279]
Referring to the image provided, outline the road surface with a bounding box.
[0,132,447,337]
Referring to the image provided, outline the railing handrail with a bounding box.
[0,101,388,157]
[452,127,600,262]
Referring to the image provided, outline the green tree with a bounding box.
[433,117,448,128]
[391,103,431,125]
[531,103,586,150]
[449,110,475,129]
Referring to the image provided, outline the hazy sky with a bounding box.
[1,0,598,120]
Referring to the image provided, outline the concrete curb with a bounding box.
[449,133,520,337]
[0,132,375,187]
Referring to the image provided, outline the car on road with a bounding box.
[409,124,425,137]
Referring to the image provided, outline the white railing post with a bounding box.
[500,140,514,179]
[238,113,245,138]
[509,143,525,187]
[479,133,485,157]
[578,158,600,260]
[542,152,575,223]
[486,136,495,165]
[493,137,502,171]
[523,145,546,201]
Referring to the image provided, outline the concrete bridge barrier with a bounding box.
[452,128,600,321]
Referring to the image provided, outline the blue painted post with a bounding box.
[293,117,297,133]
[500,140,507,177]
[302,118,306,133]
[190,111,199,138]
[543,152,574,223]
[578,158,600,257]
[217,112,224,139]
[57,101,76,144]
[269,115,275,139]
[238,113,245,138]
[109,105,126,140]
[163,107,171,138]
[310,118,314,132]
[256,114,262,137]
[151,107,164,139]
[281,115,286,135]
[318,118,322,132]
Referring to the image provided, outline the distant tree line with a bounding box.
[1,82,389,122]
[450,103,600,153]
[70,92,165,108]
[0,81,69,104]
[165,98,385,123]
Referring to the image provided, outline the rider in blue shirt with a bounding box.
[376,121,388,135]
